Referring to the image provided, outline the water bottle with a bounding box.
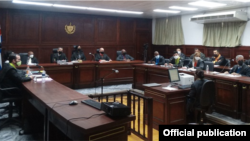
[42,71,46,83]
[26,66,30,77]
[206,65,209,73]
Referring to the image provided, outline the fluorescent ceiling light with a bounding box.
[53,4,87,10]
[87,7,116,12]
[192,11,235,18]
[12,0,52,6]
[188,1,227,8]
[169,6,197,11]
[236,0,250,2]
[153,9,180,13]
[116,10,143,14]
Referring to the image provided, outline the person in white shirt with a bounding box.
[22,51,39,65]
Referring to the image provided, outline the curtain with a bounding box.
[153,16,184,45]
[203,22,246,47]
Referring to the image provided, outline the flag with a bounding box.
[0,25,2,70]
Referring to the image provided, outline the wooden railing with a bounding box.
[88,90,153,141]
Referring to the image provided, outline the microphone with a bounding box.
[112,69,119,73]
[36,64,43,69]
[89,52,95,61]
[220,59,231,73]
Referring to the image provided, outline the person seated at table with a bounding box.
[185,52,205,69]
[190,48,206,60]
[186,69,207,122]
[4,50,14,64]
[71,45,86,61]
[52,47,68,62]
[95,47,112,62]
[116,49,134,61]
[224,55,250,77]
[168,51,184,67]
[211,49,227,66]
[0,53,33,96]
[150,51,165,65]
[21,51,39,65]
[177,48,186,60]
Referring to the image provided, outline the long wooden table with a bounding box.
[22,78,135,140]
[133,64,250,122]
[19,60,144,89]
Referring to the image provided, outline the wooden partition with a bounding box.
[0,8,152,63]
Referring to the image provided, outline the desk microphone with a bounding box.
[89,53,95,61]
[36,64,43,69]
[220,59,231,73]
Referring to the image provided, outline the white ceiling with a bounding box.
[0,0,250,19]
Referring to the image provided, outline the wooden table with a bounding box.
[22,79,135,141]
[19,60,144,89]
[144,83,190,129]
[133,64,250,121]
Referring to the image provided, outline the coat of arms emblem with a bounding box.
[65,22,75,34]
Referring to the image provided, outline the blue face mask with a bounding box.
[155,55,160,58]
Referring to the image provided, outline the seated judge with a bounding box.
[21,51,39,65]
[52,47,68,62]
[186,69,207,121]
[168,51,184,67]
[150,51,165,65]
[185,52,205,69]
[211,49,227,66]
[95,48,112,62]
[116,49,134,61]
[224,55,250,77]
[190,48,206,60]
[71,45,86,61]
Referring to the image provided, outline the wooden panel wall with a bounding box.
[151,45,250,66]
[0,8,152,63]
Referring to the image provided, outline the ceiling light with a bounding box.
[12,0,52,6]
[188,1,227,8]
[169,6,197,11]
[116,10,143,14]
[235,0,250,2]
[53,4,87,9]
[153,9,180,13]
[87,7,116,12]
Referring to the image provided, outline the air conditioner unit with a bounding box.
[190,11,248,24]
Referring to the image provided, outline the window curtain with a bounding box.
[203,22,246,47]
[153,16,184,45]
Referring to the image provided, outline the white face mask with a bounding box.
[195,57,200,60]
[155,55,160,58]
[177,51,181,54]
[30,55,34,58]
[174,56,179,59]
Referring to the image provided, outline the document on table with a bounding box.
[143,83,161,87]
[162,87,178,91]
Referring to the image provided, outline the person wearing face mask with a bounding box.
[176,48,186,60]
[211,49,227,66]
[71,45,86,61]
[21,51,39,65]
[186,69,207,122]
[116,49,134,61]
[224,55,250,77]
[168,51,184,67]
[95,47,112,62]
[52,47,68,62]
[150,51,165,65]
[185,52,205,69]
[190,48,206,60]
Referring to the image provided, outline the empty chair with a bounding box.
[165,59,170,63]
[51,48,58,63]
[204,57,212,61]
[226,59,231,67]
[117,51,122,57]
[19,53,28,64]
[183,59,192,67]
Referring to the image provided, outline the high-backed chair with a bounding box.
[204,57,212,62]
[0,86,22,128]
[183,59,192,67]
[117,51,122,57]
[51,48,58,63]
[165,59,170,63]
[19,53,28,65]
[226,59,231,67]
[72,45,78,55]
[189,80,215,125]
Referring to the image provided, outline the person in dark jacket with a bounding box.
[95,48,112,62]
[21,51,39,65]
[150,51,165,65]
[186,69,207,122]
[0,54,33,95]
[211,49,227,66]
[224,55,250,77]
[169,51,184,67]
[186,52,205,70]
[190,48,206,60]
[177,48,186,60]
[52,47,68,62]
[116,49,134,61]
[71,45,86,61]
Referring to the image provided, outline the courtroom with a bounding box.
[1,0,250,141]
